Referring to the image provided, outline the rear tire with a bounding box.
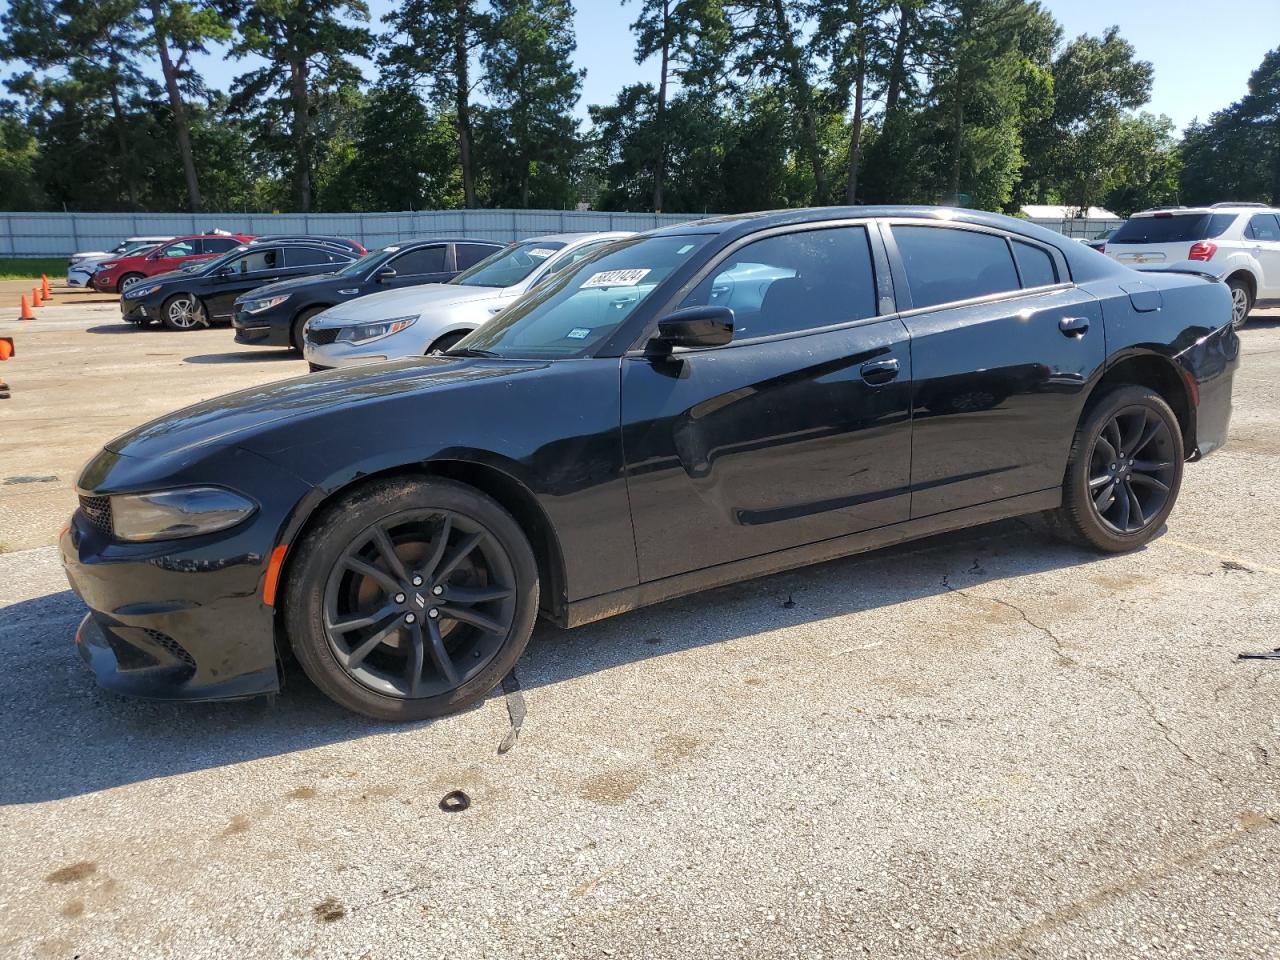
[118,272,145,293]
[1228,276,1252,328]
[282,477,539,721]
[291,307,326,352]
[1053,385,1183,552]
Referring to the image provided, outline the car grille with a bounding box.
[307,327,340,346]
[78,494,113,536]
[144,629,196,668]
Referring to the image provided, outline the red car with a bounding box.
[93,233,254,293]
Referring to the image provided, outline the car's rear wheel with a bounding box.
[1053,385,1183,552]
[118,272,145,293]
[161,294,206,331]
[290,307,326,352]
[283,477,539,721]
[427,330,470,355]
[1228,277,1252,328]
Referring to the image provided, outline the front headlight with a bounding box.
[126,284,162,299]
[335,315,417,344]
[110,487,257,542]
[240,294,291,314]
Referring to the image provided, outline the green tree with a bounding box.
[229,0,372,211]
[381,0,488,208]
[480,0,583,207]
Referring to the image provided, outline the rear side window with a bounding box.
[389,245,447,275]
[286,246,346,267]
[1110,213,1236,244]
[202,237,241,254]
[456,243,499,269]
[1012,240,1058,288]
[680,226,878,339]
[1245,214,1280,240]
[160,240,196,258]
[893,226,1019,309]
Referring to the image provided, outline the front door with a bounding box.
[621,224,914,583]
[204,247,287,319]
[384,244,455,289]
[886,223,1106,517]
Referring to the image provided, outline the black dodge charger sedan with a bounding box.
[64,207,1239,721]
[120,239,358,330]
[232,237,505,350]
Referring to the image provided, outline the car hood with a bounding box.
[235,272,342,302]
[103,357,540,463]
[310,283,503,327]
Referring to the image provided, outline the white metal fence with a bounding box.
[0,209,707,258]
[0,209,1125,257]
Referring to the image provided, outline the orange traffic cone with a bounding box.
[0,337,12,360]
[41,274,51,300]
[31,286,42,308]
[19,294,33,320]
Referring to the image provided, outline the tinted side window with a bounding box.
[1246,214,1280,241]
[232,248,280,273]
[1012,240,1058,288]
[893,226,1019,309]
[161,240,196,258]
[202,237,240,254]
[389,245,447,275]
[286,246,345,267]
[680,226,878,339]
[456,243,499,269]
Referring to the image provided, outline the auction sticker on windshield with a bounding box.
[528,248,558,258]
[581,268,651,289]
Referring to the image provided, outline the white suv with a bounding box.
[1104,203,1280,326]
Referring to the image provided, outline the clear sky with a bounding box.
[5,0,1278,133]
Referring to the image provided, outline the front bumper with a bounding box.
[67,269,94,288]
[119,298,150,322]
[232,308,292,346]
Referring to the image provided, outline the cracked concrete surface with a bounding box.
[0,301,1278,958]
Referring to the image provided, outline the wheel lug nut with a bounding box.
[405,613,416,624]
[394,593,406,604]
[432,585,443,596]
[428,608,439,619]
[411,576,423,587]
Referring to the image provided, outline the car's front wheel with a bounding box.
[1228,277,1253,328]
[161,294,206,331]
[1054,385,1184,552]
[427,330,471,355]
[291,307,326,352]
[282,477,539,721]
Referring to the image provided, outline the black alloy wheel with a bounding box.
[284,477,539,720]
[1054,385,1183,552]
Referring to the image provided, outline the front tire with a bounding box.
[282,477,539,721]
[161,294,206,330]
[1054,385,1183,552]
[291,306,326,352]
[1228,276,1253,328]
[427,330,470,355]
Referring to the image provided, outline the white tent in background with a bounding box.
[1020,204,1119,220]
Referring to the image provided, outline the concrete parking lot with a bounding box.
[1,288,1278,959]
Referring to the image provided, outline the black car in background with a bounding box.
[66,206,1239,722]
[249,234,368,256]
[232,237,504,350]
[119,240,358,330]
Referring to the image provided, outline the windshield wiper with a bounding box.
[445,347,500,358]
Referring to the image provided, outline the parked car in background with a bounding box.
[249,235,368,257]
[62,206,1239,721]
[303,232,631,369]
[94,232,254,293]
[119,239,357,330]
[233,237,504,351]
[67,236,172,288]
[1083,228,1114,253]
[1105,203,1280,325]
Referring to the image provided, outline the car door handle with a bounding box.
[860,357,900,385]
[1059,316,1090,338]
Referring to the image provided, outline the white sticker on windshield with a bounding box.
[528,248,557,259]
[382,245,401,253]
[677,244,695,254]
[581,268,651,289]
[565,327,592,340]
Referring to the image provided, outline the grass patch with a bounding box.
[0,258,65,280]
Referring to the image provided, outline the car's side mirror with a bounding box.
[215,266,233,278]
[376,267,397,282]
[653,306,734,351]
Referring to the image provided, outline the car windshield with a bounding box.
[451,240,567,288]
[452,234,712,359]
[335,247,393,277]
[1110,213,1236,244]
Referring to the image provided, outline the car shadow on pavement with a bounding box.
[183,351,300,364]
[85,324,147,335]
[0,517,1112,804]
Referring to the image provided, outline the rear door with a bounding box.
[384,243,453,288]
[621,222,914,582]
[204,246,288,319]
[885,222,1105,517]
[1244,213,1280,296]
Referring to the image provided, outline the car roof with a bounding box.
[1129,205,1279,218]
[520,231,634,245]
[381,237,506,248]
